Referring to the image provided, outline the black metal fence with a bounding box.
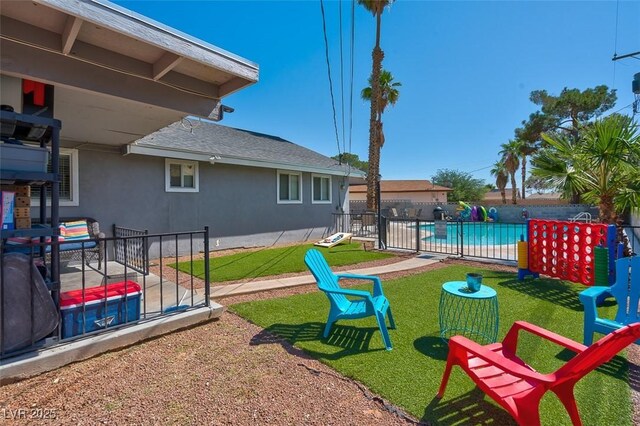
[335,213,640,262]
[0,228,210,360]
[623,225,639,255]
[332,212,378,238]
[384,218,528,261]
[114,225,149,276]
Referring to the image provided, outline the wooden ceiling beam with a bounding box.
[61,16,82,54]
[152,52,183,81]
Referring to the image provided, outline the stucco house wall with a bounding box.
[54,147,348,251]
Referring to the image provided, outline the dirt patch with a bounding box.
[0,313,415,425]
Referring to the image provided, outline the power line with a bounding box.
[339,0,346,155]
[348,0,355,156]
[611,0,620,89]
[614,0,620,55]
[467,165,493,174]
[319,0,342,156]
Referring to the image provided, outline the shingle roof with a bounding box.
[132,121,361,176]
[349,180,452,193]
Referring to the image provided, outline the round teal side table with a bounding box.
[439,281,499,345]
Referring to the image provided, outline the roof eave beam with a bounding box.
[1,39,219,117]
[61,16,82,54]
[153,52,183,81]
[219,77,256,97]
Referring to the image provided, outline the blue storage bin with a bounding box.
[0,143,48,172]
[59,281,141,338]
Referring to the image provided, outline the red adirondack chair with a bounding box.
[437,320,640,426]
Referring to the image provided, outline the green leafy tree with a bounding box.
[532,114,640,253]
[432,169,488,203]
[499,140,521,204]
[331,153,369,173]
[358,0,395,211]
[524,175,555,195]
[490,160,509,204]
[512,86,617,201]
[530,85,617,142]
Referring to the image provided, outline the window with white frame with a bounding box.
[312,174,332,204]
[277,170,302,203]
[165,159,199,192]
[31,148,79,206]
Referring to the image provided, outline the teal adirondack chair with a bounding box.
[304,249,396,350]
[579,255,640,345]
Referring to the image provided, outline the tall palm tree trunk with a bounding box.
[599,195,616,224]
[366,12,384,211]
[500,190,506,205]
[510,173,517,204]
[521,156,527,200]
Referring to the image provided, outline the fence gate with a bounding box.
[113,225,149,275]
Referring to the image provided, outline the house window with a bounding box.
[31,148,79,206]
[165,159,199,192]
[277,170,302,204]
[312,174,332,204]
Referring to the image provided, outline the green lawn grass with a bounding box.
[172,242,393,283]
[230,265,631,426]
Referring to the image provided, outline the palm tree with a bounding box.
[533,114,640,225]
[490,160,508,204]
[361,70,401,149]
[516,139,537,200]
[358,0,395,211]
[499,140,521,204]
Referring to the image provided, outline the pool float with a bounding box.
[458,201,471,221]
[488,207,498,222]
[479,206,488,222]
[471,206,479,221]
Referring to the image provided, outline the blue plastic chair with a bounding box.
[304,248,396,350]
[579,255,640,345]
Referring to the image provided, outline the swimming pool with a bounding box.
[421,222,527,246]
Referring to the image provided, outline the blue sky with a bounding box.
[116,0,639,184]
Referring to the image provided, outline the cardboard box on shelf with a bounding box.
[0,184,30,197]
[14,196,30,207]
[15,217,31,229]
[13,207,30,218]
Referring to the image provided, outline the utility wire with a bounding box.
[339,0,346,155]
[320,0,342,157]
[348,0,355,156]
[612,0,620,89]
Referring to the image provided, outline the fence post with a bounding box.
[381,216,387,249]
[460,220,464,258]
[204,226,210,307]
[415,218,420,253]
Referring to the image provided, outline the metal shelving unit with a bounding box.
[1,109,62,356]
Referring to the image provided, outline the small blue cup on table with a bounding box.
[466,273,483,292]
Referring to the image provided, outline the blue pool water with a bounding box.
[421,222,527,246]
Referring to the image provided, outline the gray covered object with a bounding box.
[0,253,58,353]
